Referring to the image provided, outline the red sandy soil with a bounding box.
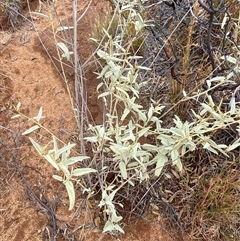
[0,0,185,240]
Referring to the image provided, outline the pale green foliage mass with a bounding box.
[21,107,96,211]
[19,0,240,235]
[84,0,240,233]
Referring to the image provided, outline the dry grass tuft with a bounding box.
[3,0,22,27]
[185,161,240,240]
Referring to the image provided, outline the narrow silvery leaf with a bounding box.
[137,110,147,122]
[220,55,237,64]
[154,155,167,177]
[121,108,130,121]
[65,180,75,210]
[173,158,183,172]
[56,143,75,157]
[97,65,109,79]
[183,89,187,97]
[106,190,117,204]
[83,136,98,143]
[119,161,127,179]
[128,56,143,60]
[127,161,138,167]
[33,106,43,122]
[227,71,234,80]
[98,92,110,98]
[103,220,114,233]
[171,149,179,162]
[217,144,227,149]
[44,153,60,171]
[16,102,21,110]
[136,65,151,71]
[135,20,144,32]
[107,56,124,62]
[208,95,215,107]
[66,156,90,165]
[209,76,227,82]
[97,82,104,91]
[121,134,134,142]
[201,103,214,113]
[52,136,58,153]
[142,143,157,151]
[110,144,126,156]
[114,223,124,233]
[206,79,211,88]
[116,86,130,98]
[52,175,63,182]
[230,97,236,115]
[202,142,218,154]
[11,114,21,119]
[173,115,183,128]
[147,105,154,120]
[22,125,40,135]
[62,51,73,60]
[191,109,201,119]
[71,168,96,177]
[58,161,70,176]
[97,49,108,59]
[207,139,228,156]
[56,26,74,33]
[169,128,183,137]
[227,142,240,152]
[89,37,98,44]
[57,42,71,61]
[126,177,134,186]
[30,12,50,20]
[112,210,123,222]
[130,86,139,98]
[61,150,67,166]
[106,185,116,191]
[221,13,228,29]
[29,138,43,156]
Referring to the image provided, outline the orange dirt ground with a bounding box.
[0,0,185,240]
